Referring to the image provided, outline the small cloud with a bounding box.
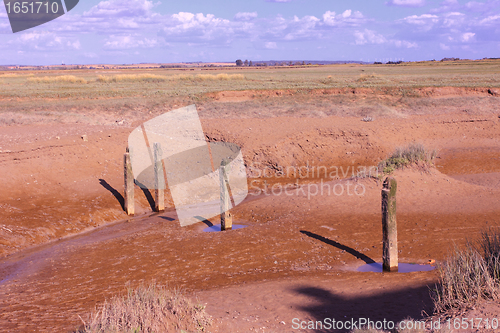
[103,35,159,49]
[464,0,500,12]
[322,9,364,27]
[442,12,465,27]
[478,14,500,26]
[354,29,386,45]
[461,32,475,42]
[83,0,156,18]
[265,41,277,49]
[234,12,258,21]
[440,43,450,50]
[67,40,81,50]
[394,40,418,48]
[386,0,426,7]
[401,14,439,25]
[430,0,459,13]
[84,52,98,58]
[322,11,336,26]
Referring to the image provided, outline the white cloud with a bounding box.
[464,0,500,12]
[478,14,500,26]
[393,40,418,48]
[84,52,98,58]
[83,0,157,18]
[461,32,475,42]
[354,29,386,45]
[160,12,236,43]
[442,12,465,27]
[67,40,81,50]
[5,32,81,51]
[265,42,277,49]
[322,11,337,26]
[283,15,320,40]
[234,12,258,21]
[322,10,365,27]
[354,29,417,49]
[103,35,160,49]
[440,43,451,50]
[430,0,459,13]
[35,0,163,35]
[342,10,352,18]
[386,0,426,7]
[401,14,439,25]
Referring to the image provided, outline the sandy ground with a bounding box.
[0,89,499,332]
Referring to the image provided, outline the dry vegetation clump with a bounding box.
[378,142,436,174]
[77,283,212,333]
[96,73,245,83]
[27,75,87,84]
[1,73,21,78]
[356,74,381,83]
[431,228,500,315]
[97,74,169,83]
[173,73,245,81]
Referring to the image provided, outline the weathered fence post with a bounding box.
[124,148,134,216]
[220,159,232,230]
[382,176,398,272]
[154,142,165,212]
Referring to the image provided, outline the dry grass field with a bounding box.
[1,59,499,126]
[1,60,500,332]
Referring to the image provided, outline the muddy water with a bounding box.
[357,263,435,273]
[0,210,176,287]
[0,148,494,289]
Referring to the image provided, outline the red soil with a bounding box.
[0,89,499,332]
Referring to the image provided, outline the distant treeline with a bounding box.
[235,59,370,67]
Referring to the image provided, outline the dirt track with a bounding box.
[1,89,500,332]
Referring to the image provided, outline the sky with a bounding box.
[0,0,499,65]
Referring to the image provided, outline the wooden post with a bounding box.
[382,176,398,272]
[220,159,232,230]
[154,142,165,212]
[124,149,134,216]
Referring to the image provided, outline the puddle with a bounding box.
[203,224,247,232]
[357,262,435,273]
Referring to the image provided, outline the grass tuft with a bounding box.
[431,228,500,315]
[76,282,212,333]
[378,142,436,174]
[27,75,87,84]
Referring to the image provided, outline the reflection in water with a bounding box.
[358,262,435,273]
[203,224,247,232]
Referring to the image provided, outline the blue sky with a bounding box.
[0,0,499,65]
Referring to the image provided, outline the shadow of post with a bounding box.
[134,180,156,211]
[194,216,214,227]
[300,230,376,264]
[99,179,125,211]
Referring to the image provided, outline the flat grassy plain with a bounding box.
[1,59,499,126]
